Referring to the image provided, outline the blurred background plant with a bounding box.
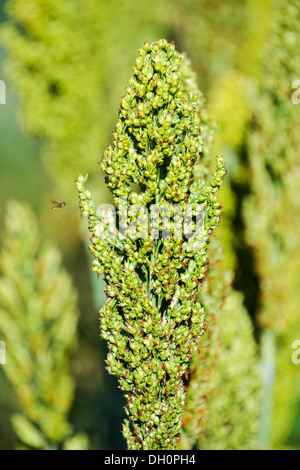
[0,0,299,450]
[179,236,262,450]
[242,0,300,449]
[0,200,88,449]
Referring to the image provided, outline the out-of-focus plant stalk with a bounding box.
[244,0,300,449]
[0,201,88,450]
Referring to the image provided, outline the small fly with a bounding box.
[51,200,66,210]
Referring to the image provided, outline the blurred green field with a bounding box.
[0,0,300,450]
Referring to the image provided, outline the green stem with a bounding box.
[260,329,276,449]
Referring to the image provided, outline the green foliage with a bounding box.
[200,0,272,274]
[170,0,271,95]
[178,69,262,450]
[0,200,83,449]
[207,71,253,153]
[1,0,263,195]
[172,0,249,90]
[179,236,261,450]
[245,0,300,332]
[196,286,261,450]
[1,0,108,195]
[244,0,300,448]
[206,71,254,272]
[11,413,48,449]
[1,0,172,197]
[177,237,230,449]
[2,0,298,451]
[76,39,226,449]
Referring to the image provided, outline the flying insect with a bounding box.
[51,200,66,210]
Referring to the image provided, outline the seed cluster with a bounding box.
[76,39,225,449]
